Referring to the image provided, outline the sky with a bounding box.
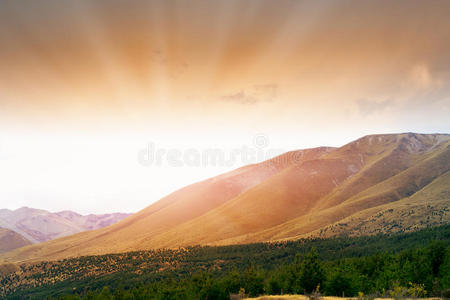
[0,0,449,214]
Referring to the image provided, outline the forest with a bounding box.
[2,225,449,300]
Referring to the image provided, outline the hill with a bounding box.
[0,207,132,243]
[1,133,449,263]
[0,228,31,254]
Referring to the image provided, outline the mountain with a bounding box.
[0,207,132,243]
[0,228,31,254]
[1,133,449,263]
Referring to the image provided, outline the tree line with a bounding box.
[4,225,450,299]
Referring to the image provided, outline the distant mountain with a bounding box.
[0,207,132,243]
[1,133,448,263]
[0,228,31,254]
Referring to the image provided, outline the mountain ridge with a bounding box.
[1,132,448,263]
[0,207,132,244]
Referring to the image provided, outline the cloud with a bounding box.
[402,62,450,109]
[409,63,442,90]
[253,84,278,101]
[356,62,450,119]
[220,91,257,104]
[150,49,189,79]
[357,98,393,116]
[220,84,278,105]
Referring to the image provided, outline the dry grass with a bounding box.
[1,133,448,263]
[245,296,309,300]
[246,296,442,300]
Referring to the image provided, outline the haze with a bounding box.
[0,0,449,214]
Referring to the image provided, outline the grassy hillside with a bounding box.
[153,133,449,247]
[1,133,448,263]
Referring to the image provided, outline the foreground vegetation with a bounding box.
[1,225,449,299]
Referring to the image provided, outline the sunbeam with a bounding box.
[0,0,449,214]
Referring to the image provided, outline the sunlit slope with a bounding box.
[1,133,448,263]
[147,133,450,246]
[310,170,450,237]
[0,148,330,262]
[82,147,330,250]
[146,157,361,248]
[314,133,448,209]
[220,135,449,244]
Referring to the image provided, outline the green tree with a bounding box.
[325,269,354,296]
[266,273,283,295]
[439,246,450,296]
[242,264,264,297]
[221,269,241,295]
[429,241,446,276]
[97,286,112,300]
[298,248,325,293]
